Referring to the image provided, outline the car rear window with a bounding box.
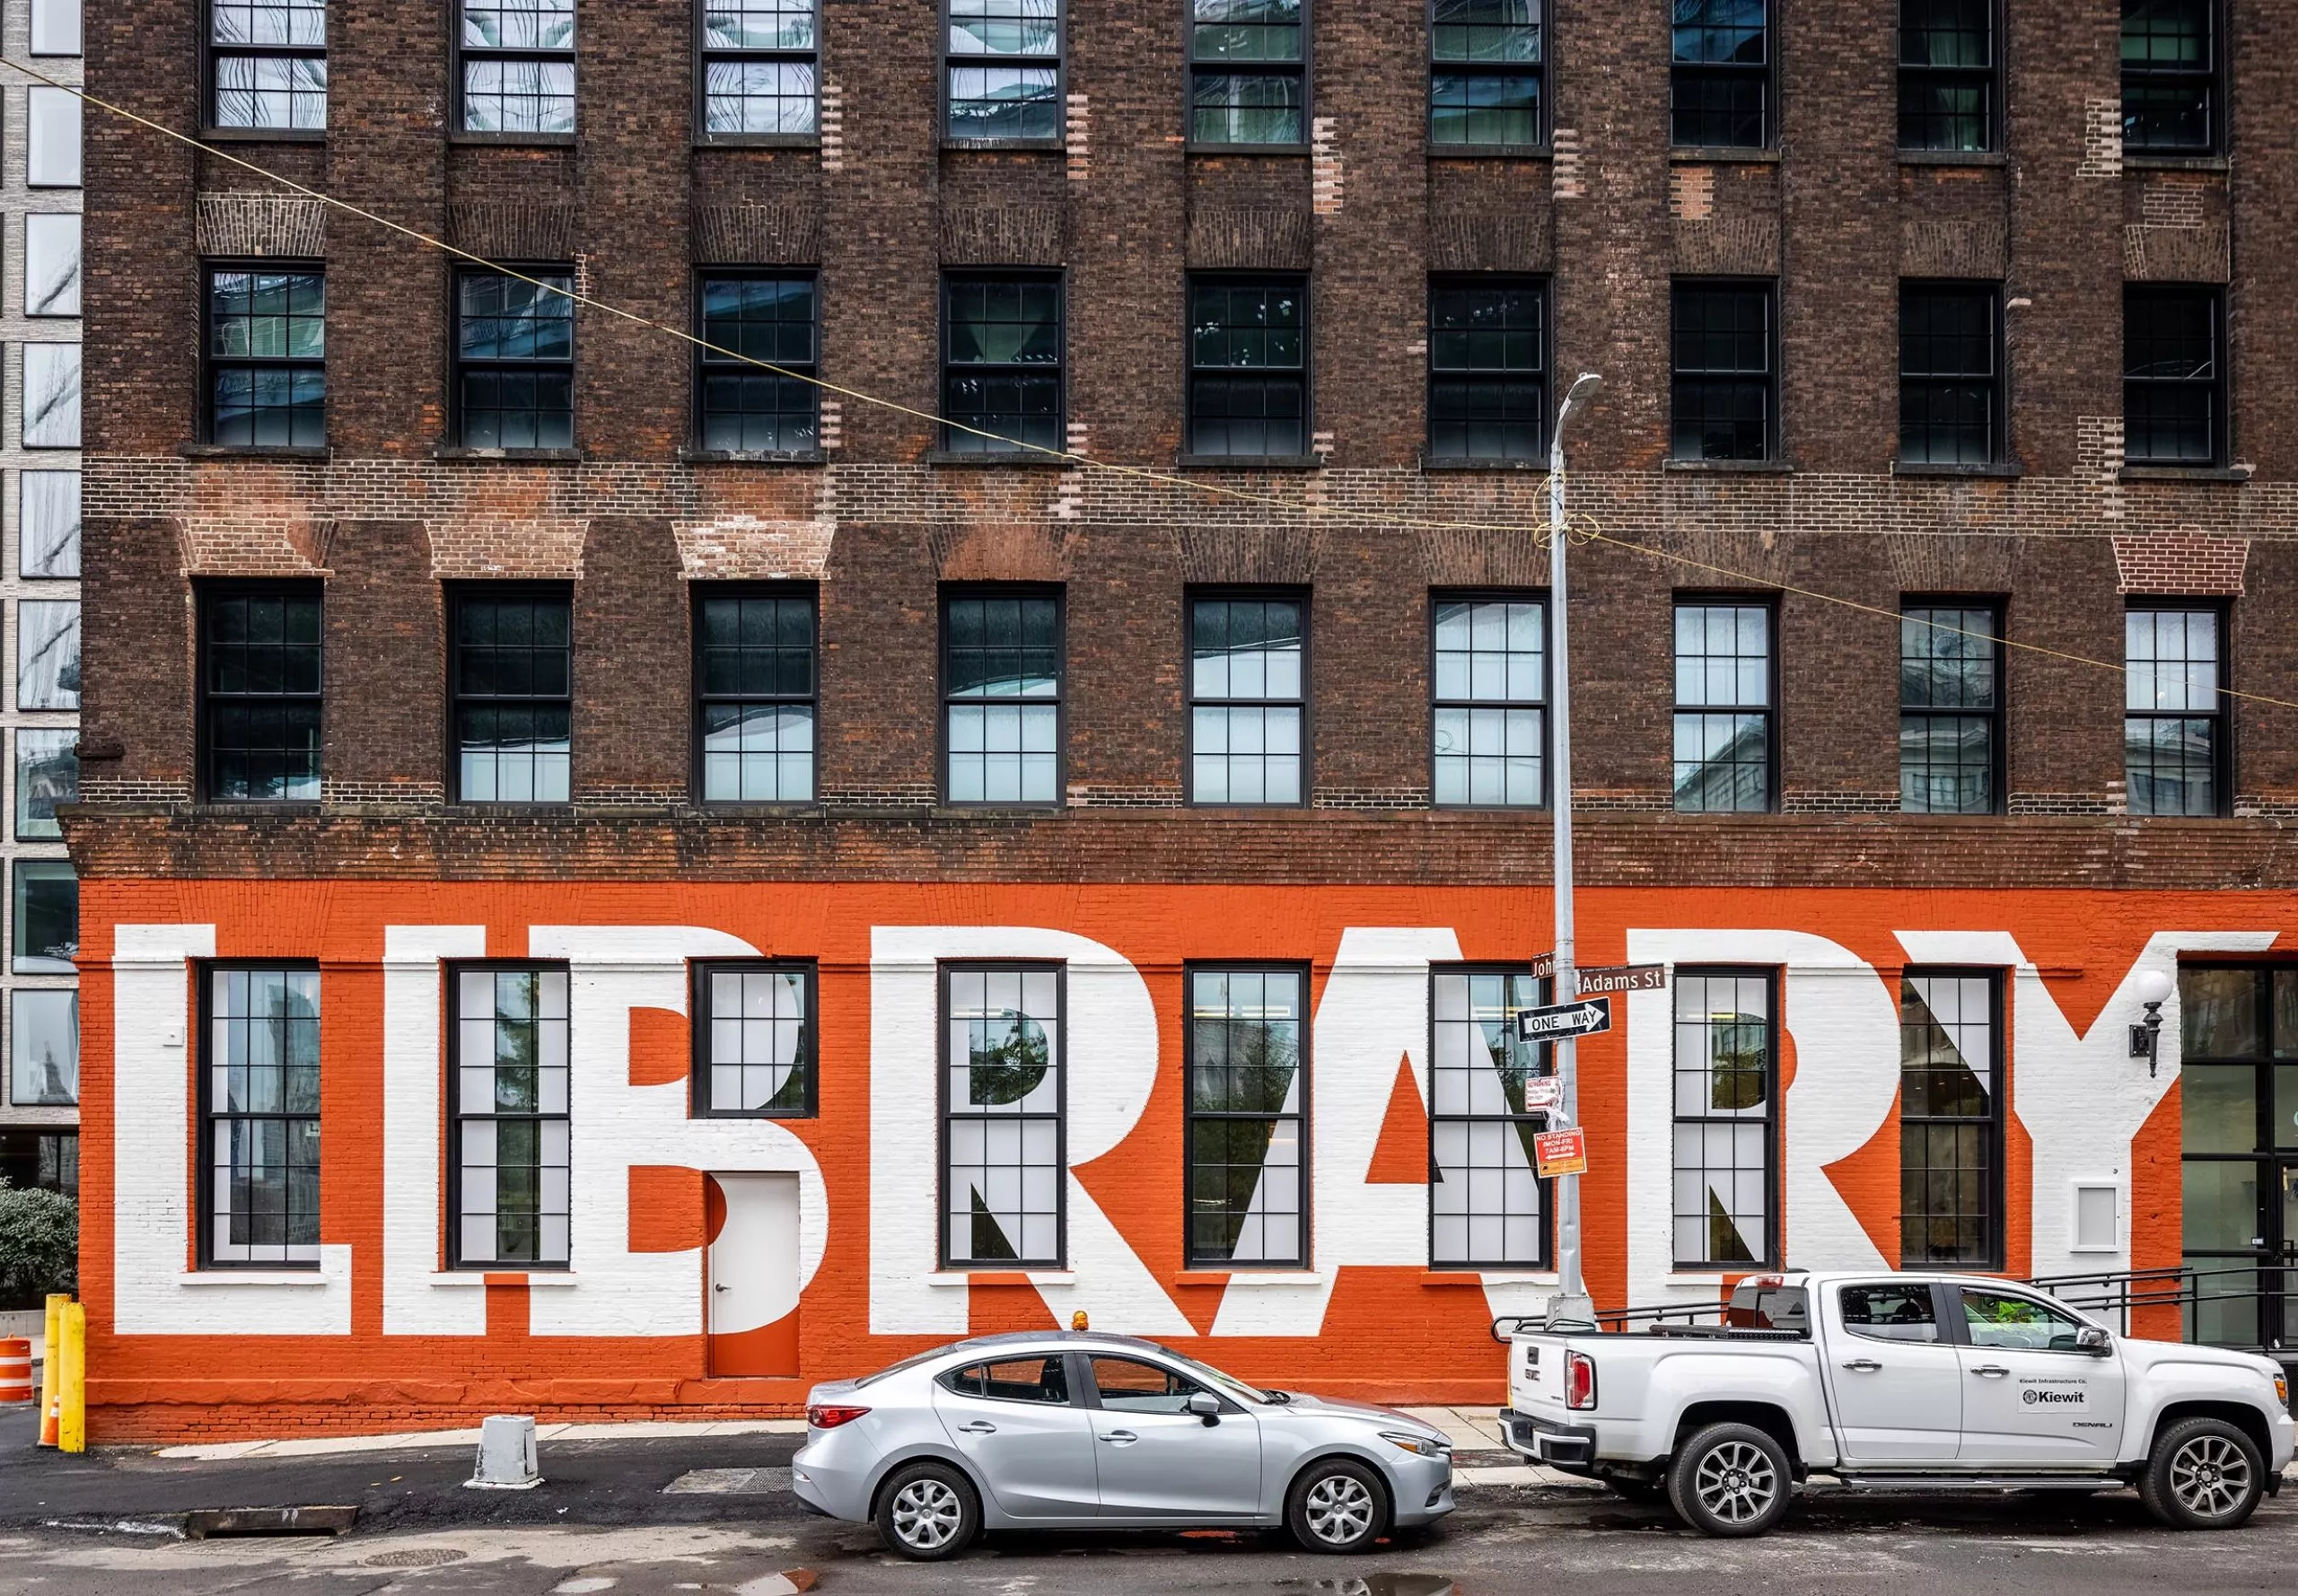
[1724,1281,1809,1332]
[942,1355,1071,1404]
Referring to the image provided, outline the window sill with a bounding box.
[428,1271,579,1286]
[678,447,827,466]
[923,448,1072,469]
[1188,143,1311,157]
[1175,453,1324,471]
[694,133,821,150]
[443,802,579,813]
[192,800,323,815]
[941,137,1065,154]
[2123,152,2228,171]
[1669,145,1779,163]
[199,127,328,145]
[1891,460,2023,478]
[1663,457,1794,474]
[434,446,585,463]
[1421,1270,1558,1286]
[1420,454,1547,472]
[1897,149,2006,166]
[2118,463,2252,483]
[696,802,826,815]
[447,131,577,147]
[179,443,331,460]
[1428,145,1551,161]
[925,1270,1074,1286]
[177,1268,325,1285]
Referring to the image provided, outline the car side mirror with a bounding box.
[2076,1325,2112,1355]
[1187,1390,1221,1425]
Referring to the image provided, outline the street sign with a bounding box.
[1514,996,1612,1042]
[1529,951,1556,980]
[1533,1127,1589,1179]
[1520,1076,1562,1112]
[1574,963,1665,996]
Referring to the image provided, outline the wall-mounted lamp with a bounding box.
[2129,969,2174,1077]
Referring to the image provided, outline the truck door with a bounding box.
[1823,1280,1964,1464]
[1951,1286,2127,1467]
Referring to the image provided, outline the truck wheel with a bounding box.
[876,1460,980,1560]
[1666,1422,1793,1538]
[2140,1417,2265,1530]
[1286,1457,1390,1553]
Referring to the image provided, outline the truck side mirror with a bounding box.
[2075,1325,2112,1355]
[1188,1390,1222,1425]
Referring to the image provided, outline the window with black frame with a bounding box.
[2124,284,2223,468]
[1188,0,1304,145]
[1671,0,1767,149]
[1899,969,2001,1267]
[1429,0,1541,149]
[1899,602,2001,814]
[1187,967,1307,1267]
[1672,600,1772,812]
[209,0,327,130]
[12,862,74,974]
[947,0,1061,141]
[1427,278,1545,462]
[1898,0,1993,152]
[452,965,570,1267]
[943,590,1062,804]
[1430,969,1548,1268]
[2122,0,2215,153]
[201,967,320,1267]
[1671,281,1773,461]
[2125,603,2224,817]
[943,275,1063,454]
[1432,594,1545,808]
[696,587,816,803]
[1188,276,1307,458]
[943,965,1063,1267]
[2178,965,2298,1348]
[452,587,572,803]
[697,273,818,453]
[694,961,815,1115]
[206,266,326,448]
[459,0,574,134]
[1189,592,1305,805]
[201,583,323,802]
[455,268,574,450]
[701,0,818,136]
[1899,282,2000,465]
[1672,969,1773,1267]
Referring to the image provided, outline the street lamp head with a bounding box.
[1564,372,1604,409]
[2133,969,2174,1009]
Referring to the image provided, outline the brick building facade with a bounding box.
[66,0,2298,1438]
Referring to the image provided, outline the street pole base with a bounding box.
[1545,1291,1599,1333]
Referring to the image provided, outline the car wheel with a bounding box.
[875,1460,980,1560]
[2140,1417,2265,1530]
[1666,1422,1793,1539]
[1286,1457,1390,1554]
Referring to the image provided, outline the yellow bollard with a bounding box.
[38,1293,65,1447]
[57,1302,84,1454]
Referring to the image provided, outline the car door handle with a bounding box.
[1839,1358,1882,1372]
[1099,1430,1138,1445]
[956,1421,997,1434]
[1970,1364,2011,1378]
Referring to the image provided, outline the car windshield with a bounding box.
[1145,1347,1276,1407]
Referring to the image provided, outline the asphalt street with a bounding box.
[5,1401,2298,1594]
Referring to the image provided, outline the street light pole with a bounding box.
[1545,371,1603,1334]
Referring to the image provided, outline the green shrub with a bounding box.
[0,1179,76,1308]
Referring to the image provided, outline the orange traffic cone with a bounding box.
[39,1387,58,1447]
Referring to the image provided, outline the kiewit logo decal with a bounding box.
[2022,1388,2086,1406]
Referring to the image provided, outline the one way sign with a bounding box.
[1514,996,1613,1042]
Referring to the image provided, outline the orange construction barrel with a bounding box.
[0,1338,31,1403]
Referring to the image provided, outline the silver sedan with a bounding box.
[791,1330,1457,1559]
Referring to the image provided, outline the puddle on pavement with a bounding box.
[1271,1577,1456,1596]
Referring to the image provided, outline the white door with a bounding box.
[1825,1281,1964,1464]
[1952,1286,2127,1466]
[706,1172,801,1377]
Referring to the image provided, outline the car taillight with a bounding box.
[808,1404,871,1429]
[1566,1351,1597,1411]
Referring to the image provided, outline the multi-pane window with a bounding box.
[1429,0,1541,149]
[1899,603,2000,814]
[452,967,570,1267]
[206,267,326,448]
[209,0,327,130]
[1671,282,1773,461]
[943,590,1062,804]
[1189,593,1305,805]
[2122,0,2215,153]
[947,0,1061,141]
[1899,282,1999,465]
[25,215,80,318]
[1188,276,1307,458]
[1900,970,2000,1267]
[452,588,572,803]
[1186,968,1307,1267]
[1432,595,1545,807]
[13,861,75,974]
[943,965,1063,1267]
[697,274,818,453]
[1427,279,1545,462]
[696,588,816,803]
[1672,969,1773,1267]
[202,583,323,802]
[459,0,574,134]
[2178,966,2298,1347]
[1671,0,1767,149]
[2125,604,2224,817]
[1672,601,1772,812]
[695,962,815,1115]
[17,600,77,709]
[15,729,75,840]
[1898,0,1993,152]
[943,275,1063,454]
[455,269,574,450]
[2124,285,2223,467]
[201,968,320,1267]
[20,471,78,578]
[10,990,76,1108]
[701,0,818,136]
[1188,0,1304,145]
[1430,969,1548,1268]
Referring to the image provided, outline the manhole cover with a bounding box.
[363,1548,469,1567]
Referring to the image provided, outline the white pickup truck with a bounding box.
[1498,1271,2294,1538]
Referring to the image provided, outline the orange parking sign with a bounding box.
[1533,1127,1588,1179]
